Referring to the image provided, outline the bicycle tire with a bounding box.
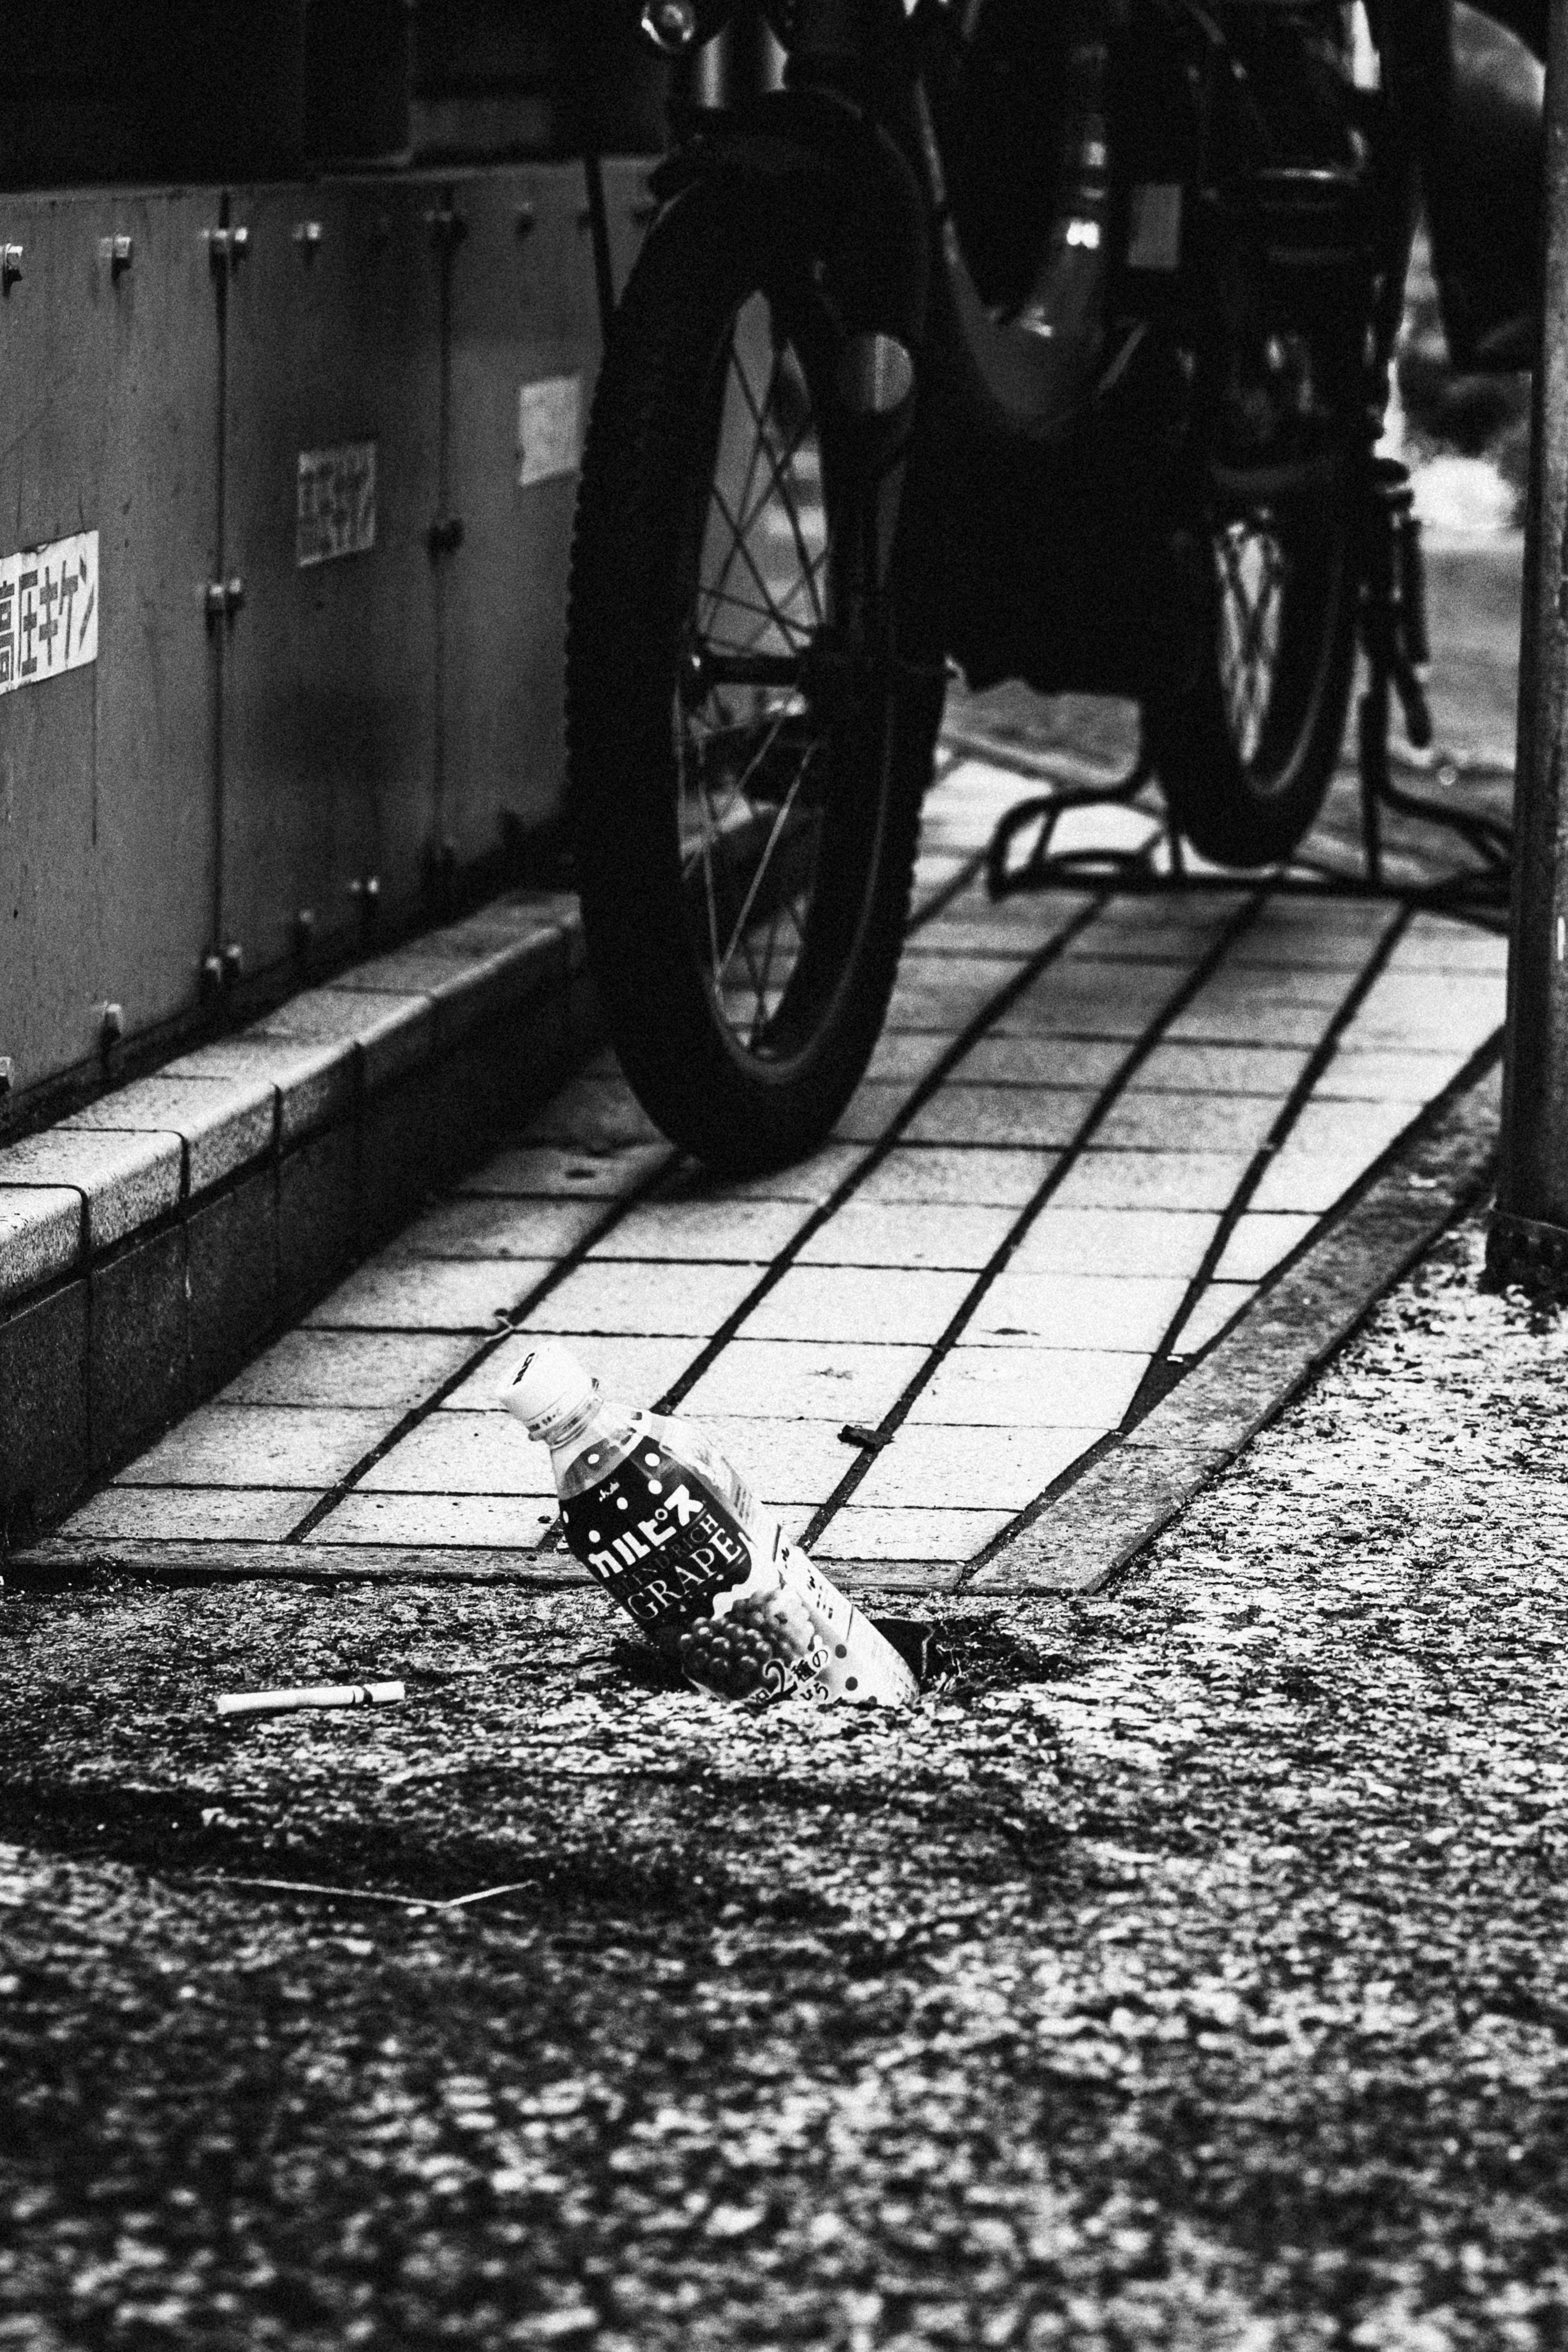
[565,173,944,1175]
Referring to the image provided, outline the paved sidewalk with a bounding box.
[37,751,1504,1584]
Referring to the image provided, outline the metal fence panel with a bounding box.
[0,189,219,1095]
[218,179,444,979]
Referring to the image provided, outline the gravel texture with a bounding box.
[2,1213,1566,2350]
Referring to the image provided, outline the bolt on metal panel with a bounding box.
[217,180,444,980]
[1490,0,1568,1295]
[0,190,220,1102]
[439,165,595,867]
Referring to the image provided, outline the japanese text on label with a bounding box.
[517,376,582,489]
[297,441,377,568]
[0,530,98,698]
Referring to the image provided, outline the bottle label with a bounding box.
[560,1434,753,1635]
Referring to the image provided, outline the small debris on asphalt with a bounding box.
[215,1681,405,1719]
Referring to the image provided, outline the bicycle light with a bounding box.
[640,0,732,52]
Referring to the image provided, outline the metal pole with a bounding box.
[1488,0,1568,1295]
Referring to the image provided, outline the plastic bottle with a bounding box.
[503,1340,919,1708]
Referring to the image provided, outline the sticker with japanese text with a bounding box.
[297,440,377,568]
[0,531,98,699]
[517,376,582,489]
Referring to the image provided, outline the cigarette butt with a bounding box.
[215,1681,405,1719]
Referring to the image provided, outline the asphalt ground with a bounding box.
[3,1209,1566,2349]
[4,536,1562,2348]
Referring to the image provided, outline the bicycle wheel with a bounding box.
[1143,457,1361,869]
[565,175,944,1174]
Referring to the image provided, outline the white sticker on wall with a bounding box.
[517,375,582,489]
[0,530,98,698]
[297,440,378,567]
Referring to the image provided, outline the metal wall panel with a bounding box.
[441,159,652,864]
[441,164,580,865]
[219,180,444,978]
[0,190,220,1095]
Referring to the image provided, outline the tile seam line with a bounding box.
[973,1053,1504,1597]
[964,1031,1505,1584]
[276,1148,686,1544]
[797,884,1274,1550]
[650,886,1117,1419]
[1113,898,1418,1426]
[960,900,1425,1564]
[267,824,991,1547]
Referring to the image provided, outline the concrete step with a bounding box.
[0,889,596,1546]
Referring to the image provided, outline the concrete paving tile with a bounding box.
[358,1410,554,1495]
[1212,1212,1317,1283]
[1046,802,1163,860]
[1167,1280,1256,1358]
[1390,914,1509,972]
[1284,1096,1423,1163]
[902,916,1056,960]
[1184,960,1353,1009]
[883,976,1011,1032]
[850,1421,1091,1511]
[865,1030,955,1085]
[1096,1089,1280,1155]
[219,1329,476,1409]
[115,1404,394,1488]
[306,1257,553,1332]
[1336,969,1505,1052]
[814,1504,1016,1561]
[742,1264,973,1346]
[461,1332,702,1412]
[853,1146,1054,1209]
[257,987,433,1094]
[831,1082,922,1143]
[1052,1150,1252,1212]
[590,1198,811,1261]
[910,850,976,897]
[798,1199,1016,1269]
[0,1127,181,1253]
[1314,1045,1470,1099]
[903,1087,1098,1152]
[1163,998,1335,1048]
[530,1258,764,1337]
[305,1492,552,1548]
[165,1035,354,1148]
[1010,1207,1221,1278]
[1247,1152,1372,1216]
[62,1073,275,1198]
[64,1486,310,1541]
[1064,909,1242,964]
[655,1146,862,1205]
[520,1075,666,1150]
[457,1141,671,1199]
[680,1338,927,1424]
[907,1342,1145,1427]
[392,1195,606,1261]
[991,971,1175,1039]
[953,1035,1127,1089]
[970,1271,1189,1352]
[671,1413,862,1506]
[1226,904,1397,967]
[1134,1041,1314,1095]
[0,1186,81,1308]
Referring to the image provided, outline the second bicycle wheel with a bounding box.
[565,174,944,1174]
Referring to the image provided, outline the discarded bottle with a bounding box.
[503,1340,919,1709]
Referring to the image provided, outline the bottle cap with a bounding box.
[503,1339,597,1438]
